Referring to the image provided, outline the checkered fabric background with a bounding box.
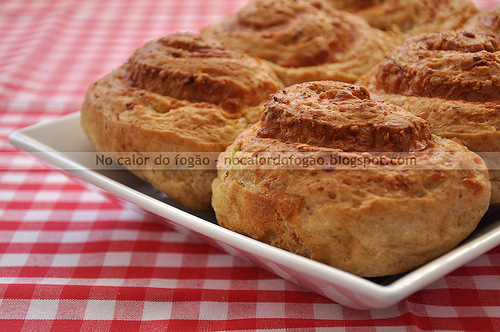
[1,0,500,330]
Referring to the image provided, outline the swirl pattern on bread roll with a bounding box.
[81,32,283,211]
[202,0,396,86]
[125,34,281,114]
[358,30,500,204]
[212,81,490,277]
[322,0,479,36]
[257,83,432,152]
[369,32,500,102]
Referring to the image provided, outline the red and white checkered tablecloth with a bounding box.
[1,0,500,330]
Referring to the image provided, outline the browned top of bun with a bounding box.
[202,0,379,68]
[323,0,479,34]
[256,81,433,152]
[126,32,283,113]
[368,31,500,104]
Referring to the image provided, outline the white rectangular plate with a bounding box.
[9,112,500,310]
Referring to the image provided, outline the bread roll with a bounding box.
[81,32,283,211]
[322,0,479,36]
[358,30,500,204]
[202,0,396,86]
[212,81,491,277]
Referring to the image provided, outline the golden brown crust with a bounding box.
[463,7,500,40]
[256,82,432,152]
[81,32,283,211]
[358,30,500,204]
[366,32,500,103]
[211,81,491,277]
[201,0,396,86]
[126,33,282,114]
[323,0,480,36]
